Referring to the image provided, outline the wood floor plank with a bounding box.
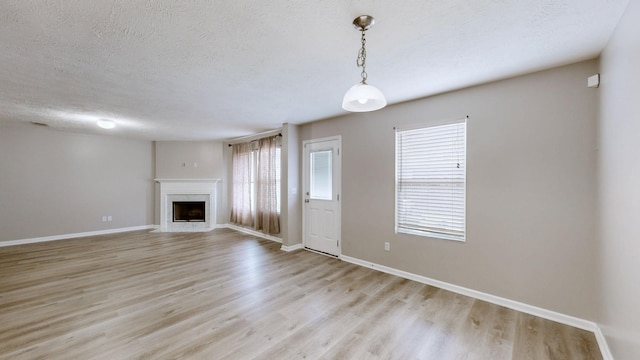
[0,229,602,359]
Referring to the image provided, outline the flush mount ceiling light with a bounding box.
[97,119,116,129]
[342,15,387,112]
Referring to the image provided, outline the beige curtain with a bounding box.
[255,137,280,234]
[230,142,253,227]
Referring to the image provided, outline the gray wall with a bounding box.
[299,60,599,320]
[155,141,223,179]
[0,124,154,241]
[154,141,225,224]
[598,0,640,358]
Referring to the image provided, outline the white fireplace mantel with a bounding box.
[155,179,221,232]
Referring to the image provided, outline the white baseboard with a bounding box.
[223,223,282,244]
[593,325,614,360]
[340,254,610,357]
[222,224,302,252]
[0,225,157,247]
[281,243,303,252]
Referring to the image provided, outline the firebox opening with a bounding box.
[173,201,206,222]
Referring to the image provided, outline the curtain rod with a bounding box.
[228,128,281,142]
[228,133,282,147]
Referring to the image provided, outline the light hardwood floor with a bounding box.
[0,229,602,359]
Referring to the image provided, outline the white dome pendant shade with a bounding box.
[342,15,386,113]
[342,82,387,112]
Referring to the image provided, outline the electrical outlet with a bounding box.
[384,242,390,251]
[107,215,112,222]
[102,216,107,222]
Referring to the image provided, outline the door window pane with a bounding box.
[310,150,332,200]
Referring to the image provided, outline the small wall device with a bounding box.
[588,74,600,88]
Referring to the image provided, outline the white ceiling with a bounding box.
[0,0,630,141]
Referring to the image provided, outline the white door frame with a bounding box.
[302,135,342,257]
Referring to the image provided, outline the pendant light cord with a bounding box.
[356,29,368,84]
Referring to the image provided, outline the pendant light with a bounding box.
[342,15,387,112]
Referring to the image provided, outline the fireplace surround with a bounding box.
[155,179,220,232]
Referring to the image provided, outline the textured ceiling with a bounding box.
[0,0,630,141]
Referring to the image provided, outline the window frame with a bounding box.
[394,118,467,242]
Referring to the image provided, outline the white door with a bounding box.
[303,137,341,256]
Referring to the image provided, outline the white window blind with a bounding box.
[395,119,467,241]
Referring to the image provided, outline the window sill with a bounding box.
[396,228,465,242]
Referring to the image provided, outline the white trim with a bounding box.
[340,255,607,349]
[0,225,157,247]
[593,325,614,360]
[224,223,282,244]
[280,243,303,252]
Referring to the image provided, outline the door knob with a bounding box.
[305,199,310,203]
